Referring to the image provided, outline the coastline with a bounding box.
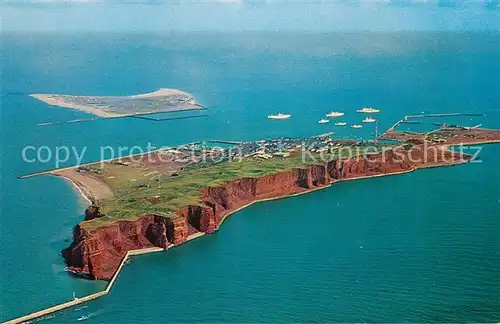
[30,94,122,118]
[2,156,477,324]
[30,89,201,119]
[52,174,94,205]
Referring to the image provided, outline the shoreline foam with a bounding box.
[55,174,94,205]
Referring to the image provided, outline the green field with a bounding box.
[81,145,388,232]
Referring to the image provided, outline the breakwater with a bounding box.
[384,112,485,133]
[17,141,202,180]
[36,107,207,126]
[3,247,162,324]
[4,229,212,324]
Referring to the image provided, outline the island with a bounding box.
[54,123,500,280]
[30,88,202,118]
[10,118,500,324]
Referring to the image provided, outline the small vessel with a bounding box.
[334,122,347,126]
[357,107,380,113]
[318,119,330,124]
[362,117,376,123]
[351,124,363,129]
[326,111,344,118]
[268,113,291,120]
[77,310,103,321]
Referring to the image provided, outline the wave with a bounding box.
[77,309,104,321]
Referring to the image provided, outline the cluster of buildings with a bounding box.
[74,135,364,177]
[237,134,357,160]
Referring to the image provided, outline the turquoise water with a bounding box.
[1,32,499,322]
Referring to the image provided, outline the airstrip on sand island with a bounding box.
[30,88,202,118]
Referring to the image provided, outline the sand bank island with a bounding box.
[30,88,202,118]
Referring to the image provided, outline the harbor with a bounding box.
[384,112,484,134]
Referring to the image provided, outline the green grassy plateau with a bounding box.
[81,145,387,232]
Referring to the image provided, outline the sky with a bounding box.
[2,0,500,32]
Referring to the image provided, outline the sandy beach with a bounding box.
[52,169,114,204]
[30,94,123,118]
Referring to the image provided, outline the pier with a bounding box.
[36,107,207,126]
[130,114,208,122]
[5,231,210,324]
[206,140,243,145]
[384,112,485,134]
[3,247,164,324]
[17,141,203,179]
[404,112,484,119]
[4,230,208,324]
[313,132,335,138]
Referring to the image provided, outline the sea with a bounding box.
[1,32,499,323]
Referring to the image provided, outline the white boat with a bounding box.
[334,122,347,126]
[318,119,330,124]
[351,124,363,129]
[326,111,344,118]
[268,113,291,120]
[362,117,376,123]
[357,107,380,113]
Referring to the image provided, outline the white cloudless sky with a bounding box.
[2,1,499,32]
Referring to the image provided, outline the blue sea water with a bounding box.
[1,32,499,322]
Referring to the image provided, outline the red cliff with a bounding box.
[62,214,189,279]
[62,146,469,280]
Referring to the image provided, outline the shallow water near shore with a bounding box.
[1,32,499,322]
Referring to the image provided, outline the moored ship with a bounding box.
[326,111,344,117]
[268,113,291,120]
[357,107,380,113]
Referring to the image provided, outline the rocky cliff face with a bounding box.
[335,149,413,179]
[62,146,467,280]
[62,214,189,279]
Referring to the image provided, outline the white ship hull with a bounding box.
[357,108,380,113]
[326,112,344,118]
[268,114,291,120]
